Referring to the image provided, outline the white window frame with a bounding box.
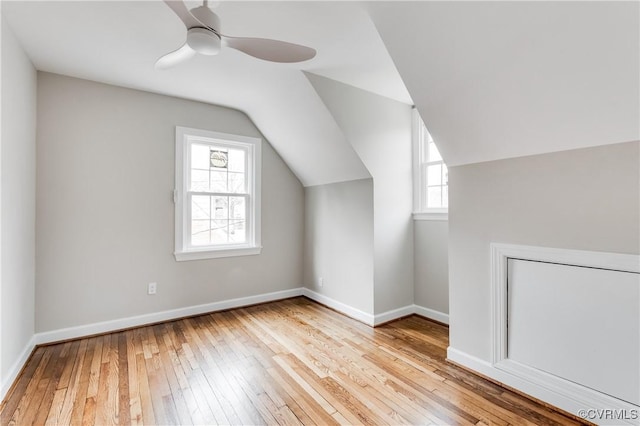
[174,126,261,261]
[412,109,448,221]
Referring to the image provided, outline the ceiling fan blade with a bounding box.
[224,37,316,63]
[189,5,221,33]
[163,0,201,29]
[155,43,196,70]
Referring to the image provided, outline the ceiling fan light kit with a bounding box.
[155,0,316,69]
[186,28,220,55]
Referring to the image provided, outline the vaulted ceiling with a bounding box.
[3,1,638,184]
[369,1,640,166]
[2,1,410,186]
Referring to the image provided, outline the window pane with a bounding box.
[229,197,246,244]
[210,149,228,169]
[443,164,449,185]
[191,144,210,169]
[211,220,228,244]
[210,170,227,193]
[212,196,228,219]
[228,172,245,193]
[229,220,246,243]
[228,148,245,173]
[427,164,442,186]
[427,186,443,208]
[428,141,442,162]
[191,195,211,220]
[443,186,449,208]
[191,169,209,191]
[229,196,246,220]
[191,219,211,246]
[190,144,248,195]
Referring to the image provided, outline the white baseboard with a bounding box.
[300,289,450,327]
[35,287,304,345]
[413,304,450,325]
[375,304,449,326]
[447,347,640,426]
[301,288,375,325]
[373,304,415,326]
[1,335,36,402]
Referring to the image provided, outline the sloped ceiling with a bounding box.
[369,1,640,166]
[3,1,638,181]
[1,1,412,187]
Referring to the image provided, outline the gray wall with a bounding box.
[448,141,640,360]
[303,179,374,314]
[414,220,449,314]
[306,73,414,314]
[36,72,304,333]
[0,17,37,385]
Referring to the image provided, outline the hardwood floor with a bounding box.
[1,297,585,425]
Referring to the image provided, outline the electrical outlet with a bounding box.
[148,282,157,295]
[318,277,324,288]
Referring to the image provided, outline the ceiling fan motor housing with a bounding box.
[187,6,221,55]
[187,27,221,55]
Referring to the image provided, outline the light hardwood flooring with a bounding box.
[0,297,586,425]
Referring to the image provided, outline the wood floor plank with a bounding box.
[160,323,215,425]
[94,335,115,426]
[438,380,537,426]
[152,325,193,426]
[500,390,585,425]
[0,297,586,426]
[86,335,104,402]
[58,339,89,425]
[45,387,68,426]
[179,317,241,424]
[69,338,97,425]
[33,342,75,426]
[2,347,49,426]
[125,332,142,426]
[264,366,325,426]
[272,354,342,422]
[274,325,424,424]
[144,326,178,425]
[117,332,131,426]
[134,350,155,425]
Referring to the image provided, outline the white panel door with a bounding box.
[508,259,640,406]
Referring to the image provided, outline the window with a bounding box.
[174,126,261,261]
[413,110,448,219]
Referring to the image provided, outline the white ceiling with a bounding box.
[369,1,640,166]
[1,0,413,186]
[3,1,638,180]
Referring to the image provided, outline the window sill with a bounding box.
[174,246,262,261]
[413,212,448,221]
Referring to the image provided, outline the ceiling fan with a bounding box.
[156,0,317,69]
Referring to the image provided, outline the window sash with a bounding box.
[413,110,448,213]
[185,192,250,250]
[185,141,253,250]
